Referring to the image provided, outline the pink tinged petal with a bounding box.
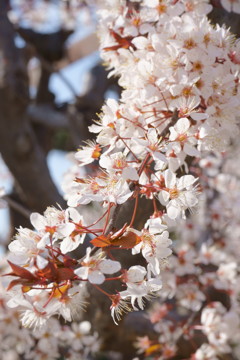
[88,271,105,284]
[175,117,190,134]
[183,143,200,157]
[167,202,181,219]
[164,169,176,188]
[99,259,121,274]
[30,213,46,231]
[158,190,170,205]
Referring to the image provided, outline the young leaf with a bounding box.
[110,231,141,249]
[90,235,111,248]
[7,261,36,281]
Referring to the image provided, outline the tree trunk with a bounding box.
[0,5,65,218]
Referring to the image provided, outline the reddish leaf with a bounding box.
[63,256,78,267]
[103,30,135,52]
[103,45,124,52]
[7,279,23,291]
[7,279,35,291]
[7,261,36,281]
[90,235,111,248]
[35,262,58,282]
[56,268,75,282]
[110,231,141,249]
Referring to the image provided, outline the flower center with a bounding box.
[169,187,179,199]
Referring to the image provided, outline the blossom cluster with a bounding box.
[134,140,240,359]
[3,1,240,356]
[0,262,100,360]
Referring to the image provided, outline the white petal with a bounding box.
[99,259,121,274]
[147,277,162,292]
[58,223,75,237]
[164,169,176,188]
[30,213,46,231]
[152,151,167,162]
[122,167,139,181]
[36,256,48,269]
[169,127,178,141]
[190,112,208,120]
[61,307,71,322]
[131,36,149,49]
[178,175,196,189]
[167,202,181,219]
[67,208,83,223]
[127,266,146,283]
[146,257,160,275]
[37,233,50,249]
[184,191,198,207]
[60,236,82,254]
[158,190,170,205]
[99,155,111,169]
[137,297,144,310]
[79,321,91,334]
[175,117,190,134]
[88,271,105,284]
[183,143,200,157]
[74,266,88,280]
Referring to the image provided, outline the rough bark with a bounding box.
[0,3,65,215]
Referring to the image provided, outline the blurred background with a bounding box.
[0,0,120,254]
